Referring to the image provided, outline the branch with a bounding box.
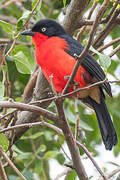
[77,1,98,40]
[0,110,17,121]
[55,168,71,180]
[22,68,39,103]
[63,0,91,36]
[97,37,120,53]
[0,157,8,180]
[0,44,7,72]
[100,0,120,24]
[0,120,107,180]
[5,0,42,57]
[0,121,62,135]
[55,99,88,179]
[13,70,52,142]
[109,44,120,57]
[1,79,120,116]
[93,6,120,48]
[77,142,108,180]
[98,167,120,180]
[28,79,120,107]
[0,101,58,122]
[0,38,31,46]
[0,15,17,25]
[0,146,26,180]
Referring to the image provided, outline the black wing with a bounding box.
[60,34,112,97]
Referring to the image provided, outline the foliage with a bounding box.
[0,0,120,179]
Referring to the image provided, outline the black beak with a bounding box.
[21,29,35,36]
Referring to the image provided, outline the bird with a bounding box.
[21,19,118,150]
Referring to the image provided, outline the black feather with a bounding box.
[89,89,118,150]
[59,34,112,97]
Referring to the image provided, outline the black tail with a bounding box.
[90,90,118,150]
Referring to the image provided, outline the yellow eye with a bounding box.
[41,27,46,32]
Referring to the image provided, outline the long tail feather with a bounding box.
[90,90,118,150]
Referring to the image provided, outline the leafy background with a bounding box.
[0,0,120,179]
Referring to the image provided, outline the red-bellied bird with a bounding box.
[21,19,118,150]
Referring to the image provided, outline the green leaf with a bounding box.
[2,65,7,83]
[30,132,44,139]
[63,0,66,7]
[17,10,31,31]
[0,20,13,33]
[0,82,5,98]
[11,51,33,74]
[37,144,46,153]
[90,46,111,69]
[17,152,32,160]
[8,175,18,180]
[22,171,33,180]
[79,120,93,131]
[66,170,77,180]
[43,150,58,159]
[21,132,44,140]
[11,44,35,69]
[0,133,9,151]
[99,54,111,69]
[108,60,118,76]
[32,0,42,14]
[35,160,43,174]
[65,108,93,131]
[0,66,7,98]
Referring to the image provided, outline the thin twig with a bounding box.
[0,157,8,180]
[0,38,31,46]
[5,0,42,57]
[0,109,18,121]
[109,44,120,57]
[97,37,120,53]
[98,167,120,180]
[0,101,58,122]
[55,98,88,180]
[93,6,120,49]
[0,146,26,180]
[30,79,120,106]
[76,142,108,180]
[55,168,71,180]
[0,121,62,134]
[74,98,80,141]
[0,44,7,72]
[101,0,120,24]
[77,1,98,41]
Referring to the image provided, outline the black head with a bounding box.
[21,19,66,37]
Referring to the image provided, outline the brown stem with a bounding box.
[63,0,91,36]
[77,1,98,40]
[109,44,120,57]
[0,157,8,180]
[93,7,120,48]
[97,37,120,53]
[29,79,120,106]
[0,101,58,122]
[0,38,31,46]
[55,99,88,179]
[0,44,7,72]
[0,146,26,180]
